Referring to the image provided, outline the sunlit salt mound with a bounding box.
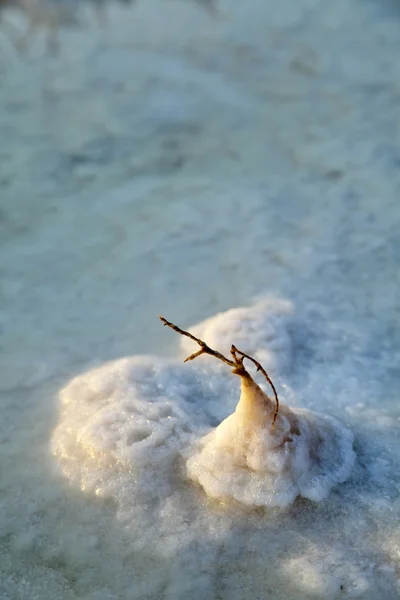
[180,298,294,375]
[52,355,234,496]
[54,312,355,512]
[187,374,355,508]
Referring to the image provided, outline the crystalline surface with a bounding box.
[53,355,234,496]
[54,305,355,510]
[48,300,397,600]
[187,405,355,507]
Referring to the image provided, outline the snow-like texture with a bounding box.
[48,301,395,600]
[54,303,355,509]
[187,405,355,507]
[53,355,235,496]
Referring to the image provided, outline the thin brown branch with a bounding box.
[184,349,205,363]
[230,345,246,368]
[159,316,235,368]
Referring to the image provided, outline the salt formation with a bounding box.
[50,300,395,598]
[162,316,355,508]
[53,354,235,497]
[54,309,355,511]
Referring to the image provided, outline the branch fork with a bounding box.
[160,316,279,425]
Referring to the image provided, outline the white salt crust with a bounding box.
[53,301,355,509]
[187,406,355,508]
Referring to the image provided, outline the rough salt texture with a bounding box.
[187,405,355,508]
[2,0,400,598]
[54,322,355,510]
[48,302,399,600]
[53,356,235,495]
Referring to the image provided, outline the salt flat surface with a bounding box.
[1,0,400,598]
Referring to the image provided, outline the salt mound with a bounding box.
[187,396,355,508]
[53,355,234,495]
[53,301,355,511]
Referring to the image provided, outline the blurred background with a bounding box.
[2,0,399,384]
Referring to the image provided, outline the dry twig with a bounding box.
[159,315,280,425]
